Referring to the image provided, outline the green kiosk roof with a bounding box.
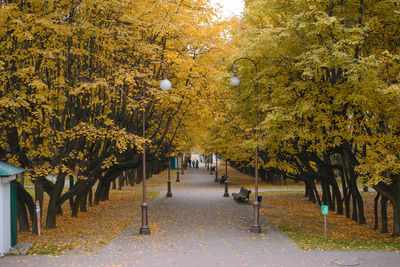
[0,162,26,176]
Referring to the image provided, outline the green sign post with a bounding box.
[321,205,328,240]
[321,205,329,215]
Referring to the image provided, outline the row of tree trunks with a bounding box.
[17,158,169,233]
[373,175,400,236]
[16,182,36,233]
[230,144,366,228]
[16,153,172,233]
[341,141,366,224]
[374,192,389,233]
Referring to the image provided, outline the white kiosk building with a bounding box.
[0,162,25,257]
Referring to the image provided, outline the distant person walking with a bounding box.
[188,158,192,168]
[192,160,195,168]
[196,160,199,168]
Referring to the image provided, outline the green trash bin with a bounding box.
[170,157,176,169]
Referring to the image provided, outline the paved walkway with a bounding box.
[2,167,400,266]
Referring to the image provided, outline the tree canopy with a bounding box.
[2,0,400,237]
[209,0,400,235]
[0,0,229,229]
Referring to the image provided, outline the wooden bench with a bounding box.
[232,187,251,203]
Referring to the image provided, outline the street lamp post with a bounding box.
[209,154,213,174]
[140,59,172,235]
[215,155,218,182]
[223,157,229,197]
[230,57,261,233]
[181,154,184,174]
[225,156,228,178]
[176,154,181,182]
[223,145,229,197]
[166,157,172,198]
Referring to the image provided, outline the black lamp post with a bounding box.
[215,155,218,182]
[139,59,171,235]
[166,157,172,198]
[176,155,180,182]
[225,156,228,178]
[209,154,213,174]
[181,153,184,174]
[230,57,261,233]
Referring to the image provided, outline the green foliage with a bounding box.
[27,242,73,255]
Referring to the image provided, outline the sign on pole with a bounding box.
[321,205,328,241]
[321,205,329,215]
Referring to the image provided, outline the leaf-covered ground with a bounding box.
[217,162,400,250]
[142,168,177,188]
[17,169,172,255]
[260,191,400,250]
[18,189,159,255]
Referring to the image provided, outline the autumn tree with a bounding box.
[0,0,227,231]
[217,0,400,235]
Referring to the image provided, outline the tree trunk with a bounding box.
[392,177,400,236]
[393,200,400,236]
[332,182,343,214]
[80,189,88,212]
[331,185,336,212]
[71,194,81,217]
[321,182,331,206]
[46,173,66,229]
[118,175,124,190]
[16,182,37,233]
[381,196,388,233]
[305,180,316,203]
[112,179,116,190]
[17,189,30,232]
[340,165,350,217]
[69,176,74,210]
[352,190,358,222]
[374,192,380,230]
[305,181,309,197]
[373,176,400,236]
[105,182,111,200]
[94,178,104,205]
[343,142,366,224]
[312,179,321,205]
[344,187,351,218]
[341,152,352,218]
[88,186,93,207]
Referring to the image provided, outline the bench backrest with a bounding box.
[239,187,251,197]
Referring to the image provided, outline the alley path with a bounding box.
[1,166,400,266]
